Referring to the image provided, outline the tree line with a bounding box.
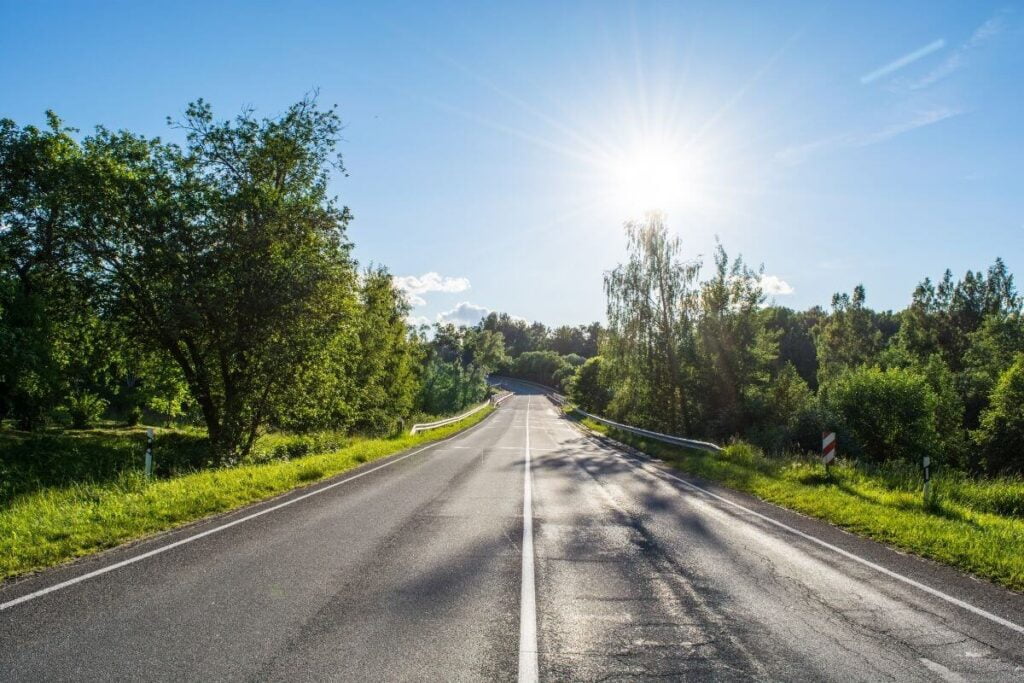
[0,100,503,462]
[561,215,1024,475]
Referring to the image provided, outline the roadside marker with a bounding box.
[822,431,836,465]
[145,428,154,478]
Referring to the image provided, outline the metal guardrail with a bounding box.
[409,391,513,434]
[491,375,720,452]
[491,390,514,406]
[570,407,721,453]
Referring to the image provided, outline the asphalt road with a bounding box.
[3,383,1024,681]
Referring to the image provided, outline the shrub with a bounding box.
[569,356,612,414]
[974,354,1024,474]
[744,363,820,454]
[66,391,109,429]
[126,405,143,427]
[510,351,571,389]
[822,365,938,464]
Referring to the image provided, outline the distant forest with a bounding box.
[496,216,1023,475]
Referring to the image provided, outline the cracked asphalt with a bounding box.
[2,383,1024,681]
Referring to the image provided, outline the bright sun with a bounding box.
[605,137,702,218]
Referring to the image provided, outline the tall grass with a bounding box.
[576,414,1024,592]
[0,407,493,581]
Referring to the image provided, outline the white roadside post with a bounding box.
[922,455,932,499]
[145,428,154,479]
[822,431,836,477]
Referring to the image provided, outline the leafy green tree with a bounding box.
[0,113,118,429]
[567,355,611,414]
[544,323,601,357]
[481,312,540,357]
[762,306,821,390]
[345,267,421,435]
[417,324,505,416]
[744,362,818,454]
[960,313,1024,430]
[510,350,572,389]
[694,242,778,438]
[604,213,700,434]
[76,98,357,461]
[973,354,1024,474]
[814,285,882,384]
[822,366,939,464]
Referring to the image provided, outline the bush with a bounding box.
[822,366,938,464]
[569,356,612,414]
[974,354,1024,474]
[66,391,109,429]
[510,351,571,389]
[126,405,143,427]
[744,363,820,454]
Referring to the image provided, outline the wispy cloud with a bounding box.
[909,14,1005,89]
[856,106,963,145]
[776,106,962,166]
[760,274,795,295]
[393,271,470,307]
[860,39,945,84]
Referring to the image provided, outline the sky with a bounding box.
[2,1,1022,327]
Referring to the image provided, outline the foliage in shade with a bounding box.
[975,354,1024,474]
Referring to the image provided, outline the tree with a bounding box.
[544,323,602,357]
[814,285,882,384]
[974,354,1024,474]
[744,362,818,453]
[509,350,571,389]
[568,356,611,414]
[0,113,115,429]
[417,324,504,416]
[762,306,821,390]
[76,97,357,461]
[603,214,699,434]
[481,312,538,357]
[693,242,777,438]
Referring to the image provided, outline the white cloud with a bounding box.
[860,39,945,85]
[909,15,1004,89]
[394,272,471,295]
[393,271,470,307]
[437,301,490,327]
[405,314,432,327]
[760,274,794,296]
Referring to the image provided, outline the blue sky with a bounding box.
[2,1,1022,326]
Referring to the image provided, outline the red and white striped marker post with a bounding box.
[822,431,837,474]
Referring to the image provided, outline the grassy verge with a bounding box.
[0,406,493,581]
[572,411,1024,593]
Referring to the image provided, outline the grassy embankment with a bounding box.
[571,410,1024,592]
[0,406,493,581]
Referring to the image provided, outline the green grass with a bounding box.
[573,411,1024,593]
[0,406,493,581]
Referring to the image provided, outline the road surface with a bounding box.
[3,383,1024,681]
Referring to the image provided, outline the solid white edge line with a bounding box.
[0,407,500,612]
[518,396,540,682]
[584,428,1024,637]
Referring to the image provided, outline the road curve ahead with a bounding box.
[3,383,1024,681]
